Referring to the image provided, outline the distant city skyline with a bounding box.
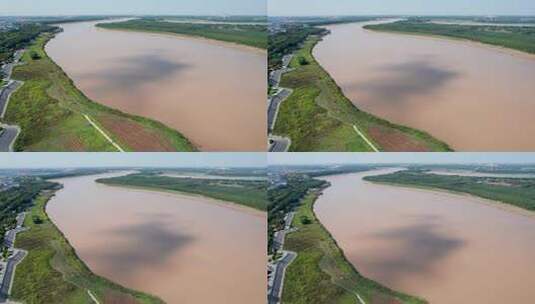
[0,153,266,168]
[0,0,265,16]
[269,0,535,17]
[268,153,535,166]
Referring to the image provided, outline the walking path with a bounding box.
[353,125,379,152]
[83,115,125,152]
[87,290,100,304]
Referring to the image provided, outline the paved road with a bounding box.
[269,136,291,152]
[0,213,27,303]
[0,250,26,302]
[268,88,293,132]
[0,50,25,153]
[268,251,297,304]
[0,126,19,152]
[0,81,22,119]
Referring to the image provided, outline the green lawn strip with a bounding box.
[98,19,267,49]
[364,171,535,211]
[273,36,451,152]
[5,33,195,151]
[365,21,535,54]
[96,174,268,211]
[282,191,426,304]
[12,191,164,304]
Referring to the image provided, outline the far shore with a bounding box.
[97,182,267,217]
[364,177,535,219]
[95,25,267,55]
[362,24,535,61]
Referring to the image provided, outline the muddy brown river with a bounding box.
[314,170,535,304]
[314,21,535,150]
[46,173,266,303]
[46,21,266,151]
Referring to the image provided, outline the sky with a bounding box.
[268,153,535,166]
[0,153,266,169]
[0,0,265,16]
[268,0,535,16]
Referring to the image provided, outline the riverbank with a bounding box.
[97,19,267,50]
[282,187,425,304]
[272,34,451,152]
[96,173,268,211]
[4,32,196,151]
[364,21,535,57]
[364,170,535,215]
[11,189,164,304]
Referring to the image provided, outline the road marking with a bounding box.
[83,115,125,152]
[87,290,100,304]
[352,125,379,152]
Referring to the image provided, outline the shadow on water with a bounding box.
[80,53,192,92]
[87,213,195,276]
[352,59,459,104]
[357,216,465,284]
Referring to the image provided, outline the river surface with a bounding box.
[314,169,535,304]
[314,20,535,150]
[46,20,266,151]
[46,172,266,303]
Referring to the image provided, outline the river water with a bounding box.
[46,21,266,151]
[314,170,535,303]
[46,173,266,303]
[314,21,535,150]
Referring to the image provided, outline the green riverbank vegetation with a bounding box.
[278,176,425,304]
[365,20,535,54]
[272,32,451,152]
[96,173,268,211]
[5,31,196,151]
[364,170,535,211]
[12,188,164,303]
[97,18,267,49]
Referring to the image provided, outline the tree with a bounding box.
[298,56,309,66]
[30,51,41,60]
[300,215,312,225]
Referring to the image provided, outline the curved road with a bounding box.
[0,51,24,152]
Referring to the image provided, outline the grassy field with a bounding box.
[272,35,451,152]
[282,190,426,304]
[98,19,267,49]
[364,170,535,211]
[96,173,268,211]
[365,20,535,54]
[4,32,196,152]
[12,190,164,304]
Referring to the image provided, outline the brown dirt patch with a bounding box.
[370,292,404,304]
[368,126,430,152]
[103,289,140,304]
[98,115,176,151]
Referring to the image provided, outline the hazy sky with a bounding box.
[269,153,535,166]
[0,0,265,16]
[0,153,265,168]
[269,0,535,16]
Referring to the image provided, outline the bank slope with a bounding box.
[365,21,535,55]
[282,188,426,304]
[364,170,535,212]
[12,190,164,304]
[96,173,268,211]
[5,32,196,151]
[97,19,267,50]
[273,35,451,152]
